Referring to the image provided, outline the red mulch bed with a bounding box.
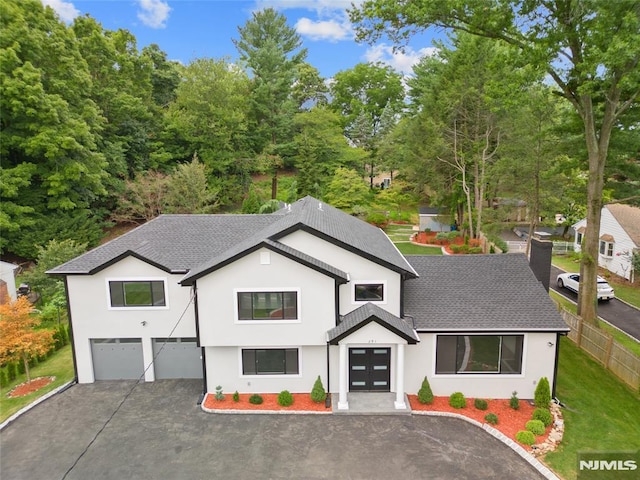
[203,393,330,412]
[7,376,55,398]
[408,395,552,448]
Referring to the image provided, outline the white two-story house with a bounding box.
[573,203,640,282]
[49,196,568,410]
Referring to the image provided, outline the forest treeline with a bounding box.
[1,0,638,260]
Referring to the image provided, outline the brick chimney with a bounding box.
[529,237,553,292]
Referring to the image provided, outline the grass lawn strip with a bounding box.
[394,243,443,255]
[543,337,640,480]
[0,345,74,423]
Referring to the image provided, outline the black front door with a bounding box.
[349,348,391,391]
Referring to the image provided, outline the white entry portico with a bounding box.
[327,303,419,411]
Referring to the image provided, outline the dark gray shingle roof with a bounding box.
[47,214,279,274]
[327,302,419,344]
[48,196,415,280]
[404,254,569,332]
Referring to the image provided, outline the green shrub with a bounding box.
[484,413,498,425]
[515,430,536,445]
[449,392,466,409]
[249,394,263,405]
[474,398,488,410]
[17,360,25,375]
[310,376,326,403]
[469,247,483,254]
[532,408,553,427]
[509,391,520,410]
[214,385,225,401]
[278,390,294,407]
[366,212,388,227]
[489,245,496,254]
[450,244,470,254]
[534,377,551,408]
[0,369,7,388]
[233,391,240,402]
[7,363,16,381]
[526,419,546,435]
[435,232,449,241]
[417,377,434,404]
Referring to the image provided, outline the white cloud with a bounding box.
[364,44,438,75]
[295,17,352,42]
[40,0,80,23]
[254,1,360,13]
[137,0,171,29]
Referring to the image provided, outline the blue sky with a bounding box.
[41,0,443,78]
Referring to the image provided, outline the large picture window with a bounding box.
[354,283,384,302]
[435,335,523,374]
[237,291,298,320]
[242,348,299,375]
[109,280,166,307]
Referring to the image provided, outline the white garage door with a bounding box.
[91,338,144,380]
[152,338,203,379]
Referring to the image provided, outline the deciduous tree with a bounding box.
[0,297,54,383]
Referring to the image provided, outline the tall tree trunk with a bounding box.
[271,169,278,200]
[577,94,614,324]
[23,354,31,383]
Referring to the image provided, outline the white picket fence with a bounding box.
[505,241,574,254]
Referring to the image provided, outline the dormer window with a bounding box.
[354,283,384,302]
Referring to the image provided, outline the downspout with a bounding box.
[326,280,341,408]
[325,340,331,408]
[193,281,207,405]
[552,332,562,400]
[63,276,78,385]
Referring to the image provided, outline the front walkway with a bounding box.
[331,392,411,415]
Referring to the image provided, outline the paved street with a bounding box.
[550,266,640,341]
[1,380,546,480]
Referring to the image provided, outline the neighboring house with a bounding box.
[0,261,19,305]
[48,196,568,410]
[573,204,640,281]
[418,207,451,232]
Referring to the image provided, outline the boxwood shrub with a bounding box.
[278,390,294,407]
[474,398,488,410]
[532,408,553,427]
[449,392,466,409]
[249,394,263,405]
[484,413,498,425]
[515,430,536,445]
[525,419,546,436]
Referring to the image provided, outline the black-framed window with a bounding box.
[242,348,299,375]
[237,291,297,320]
[435,335,523,374]
[109,281,166,307]
[354,283,384,301]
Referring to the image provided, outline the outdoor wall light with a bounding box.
[547,341,554,347]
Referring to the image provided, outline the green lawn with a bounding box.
[544,337,640,480]
[384,223,416,242]
[0,345,74,423]
[394,243,443,255]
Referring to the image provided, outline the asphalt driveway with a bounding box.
[1,380,546,480]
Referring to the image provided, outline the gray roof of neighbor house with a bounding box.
[419,207,447,216]
[404,254,569,332]
[48,196,416,281]
[606,203,640,247]
[327,302,419,344]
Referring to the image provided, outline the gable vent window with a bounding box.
[354,284,384,302]
[109,281,166,307]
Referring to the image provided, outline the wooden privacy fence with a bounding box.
[559,308,640,392]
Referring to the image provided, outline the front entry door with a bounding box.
[349,348,391,391]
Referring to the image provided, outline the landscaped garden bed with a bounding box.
[413,231,483,254]
[202,392,330,412]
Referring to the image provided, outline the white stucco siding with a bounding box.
[205,345,326,394]
[404,332,559,399]
[67,256,196,383]
[196,248,336,347]
[279,230,402,316]
[598,208,636,280]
